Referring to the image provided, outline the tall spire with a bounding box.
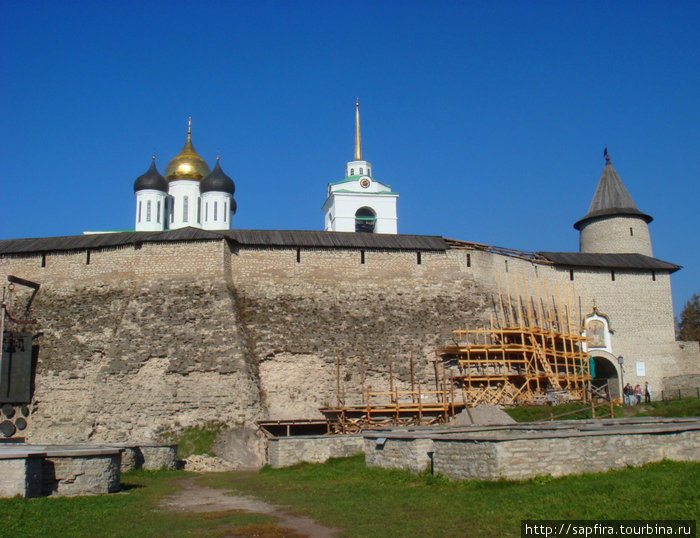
[354,100,362,161]
[187,116,192,140]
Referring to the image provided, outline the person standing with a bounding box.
[644,382,651,403]
[623,383,632,406]
[634,384,642,405]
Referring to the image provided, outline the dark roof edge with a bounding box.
[538,251,681,273]
[573,208,653,230]
[222,230,447,250]
[0,228,449,256]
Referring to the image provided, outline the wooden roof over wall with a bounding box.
[537,252,681,273]
[0,228,447,255]
[0,228,681,273]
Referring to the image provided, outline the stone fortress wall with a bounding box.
[0,237,697,451]
[468,252,697,398]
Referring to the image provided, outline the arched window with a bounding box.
[197,197,201,223]
[205,203,208,221]
[224,202,227,222]
[359,167,363,175]
[157,201,161,223]
[170,197,174,223]
[355,206,377,233]
[146,200,152,222]
[350,168,354,175]
[183,196,189,222]
[214,201,218,221]
[138,201,142,223]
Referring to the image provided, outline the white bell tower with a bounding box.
[322,101,398,234]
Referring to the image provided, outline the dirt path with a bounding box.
[160,478,340,537]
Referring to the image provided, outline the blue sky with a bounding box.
[1,1,698,316]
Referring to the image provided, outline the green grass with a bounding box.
[0,469,279,537]
[2,457,698,537]
[635,397,700,417]
[505,397,699,423]
[198,455,700,537]
[504,401,623,422]
[156,421,227,458]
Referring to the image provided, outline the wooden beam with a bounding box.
[336,349,341,407]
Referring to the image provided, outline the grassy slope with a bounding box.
[634,397,700,417]
[504,397,700,422]
[157,421,227,459]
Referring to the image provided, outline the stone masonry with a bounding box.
[0,237,697,463]
[364,418,700,481]
[0,454,43,498]
[267,435,364,468]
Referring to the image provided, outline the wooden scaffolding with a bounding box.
[442,271,591,406]
[320,351,466,433]
[320,271,592,432]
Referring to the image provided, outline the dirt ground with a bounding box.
[160,478,340,537]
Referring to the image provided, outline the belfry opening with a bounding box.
[355,207,377,233]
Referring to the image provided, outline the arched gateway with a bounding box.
[588,350,622,401]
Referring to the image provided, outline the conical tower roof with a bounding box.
[574,155,652,230]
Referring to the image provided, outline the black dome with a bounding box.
[200,159,235,195]
[133,158,168,193]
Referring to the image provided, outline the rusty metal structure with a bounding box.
[1,276,40,439]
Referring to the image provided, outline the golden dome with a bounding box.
[164,119,211,181]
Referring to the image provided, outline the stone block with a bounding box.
[139,445,178,470]
[267,435,364,468]
[0,455,43,498]
[42,453,121,496]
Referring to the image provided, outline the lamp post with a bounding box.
[617,355,624,404]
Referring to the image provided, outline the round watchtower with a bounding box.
[574,153,653,256]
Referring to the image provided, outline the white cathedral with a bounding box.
[133,104,399,234]
[133,119,236,232]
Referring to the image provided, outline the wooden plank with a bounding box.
[360,351,366,404]
[497,275,507,327]
[410,349,416,403]
[513,270,524,327]
[335,349,341,407]
[504,273,515,325]
[533,274,543,326]
[433,351,440,397]
[389,356,394,403]
[521,269,533,328]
